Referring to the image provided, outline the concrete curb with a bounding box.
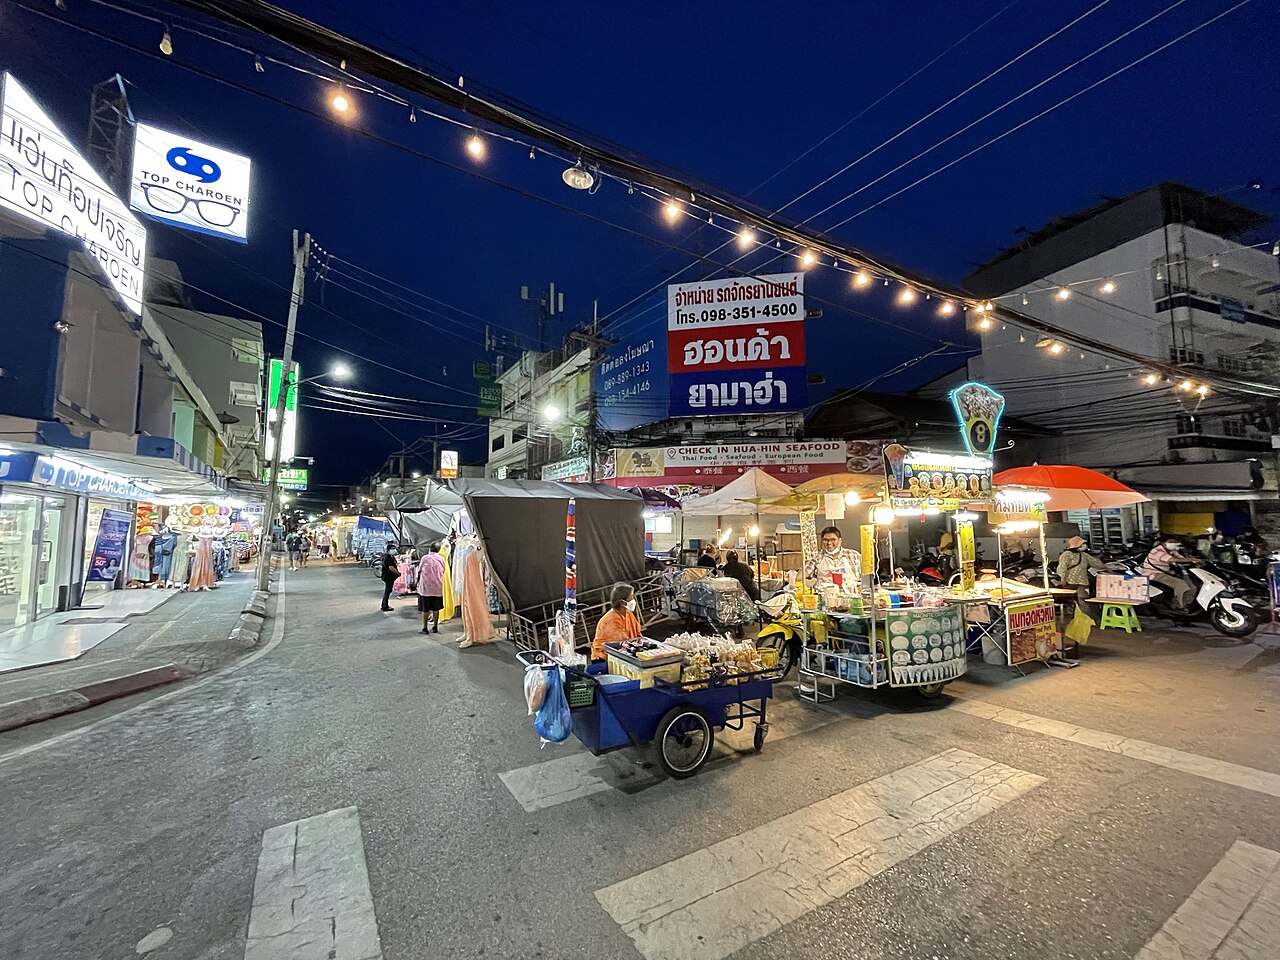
[0,664,194,733]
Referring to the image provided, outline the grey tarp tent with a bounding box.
[452,479,644,613]
[383,479,465,549]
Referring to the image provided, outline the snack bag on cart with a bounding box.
[524,665,548,715]
[534,667,572,744]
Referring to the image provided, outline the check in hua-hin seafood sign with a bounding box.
[667,273,807,417]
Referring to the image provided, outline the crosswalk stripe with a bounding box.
[245,806,383,960]
[498,697,845,813]
[952,699,1280,799]
[594,749,1042,960]
[1135,841,1280,960]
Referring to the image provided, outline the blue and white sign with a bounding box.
[32,456,154,500]
[86,508,132,582]
[129,122,251,242]
[0,451,37,483]
[597,291,669,432]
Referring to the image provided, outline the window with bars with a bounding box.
[1168,345,1206,365]
[1216,354,1251,374]
[1176,414,1202,435]
[1222,419,1249,438]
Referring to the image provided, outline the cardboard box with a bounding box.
[1096,573,1149,602]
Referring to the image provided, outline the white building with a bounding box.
[950,183,1280,541]
[486,346,592,481]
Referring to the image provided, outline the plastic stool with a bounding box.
[1099,602,1142,633]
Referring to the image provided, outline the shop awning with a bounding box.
[0,436,228,498]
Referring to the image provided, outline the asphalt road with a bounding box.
[1,561,1278,960]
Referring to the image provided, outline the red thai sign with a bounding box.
[667,322,806,375]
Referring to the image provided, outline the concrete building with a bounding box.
[145,260,266,483]
[949,182,1280,542]
[486,345,593,481]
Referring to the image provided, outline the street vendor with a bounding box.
[1056,535,1104,612]
[808,525,862,590]
[591,582,643,662]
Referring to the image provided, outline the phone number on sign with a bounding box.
[675,302,800,325]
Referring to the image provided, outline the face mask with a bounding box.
[824,546,841,557]
[625,598,637,612]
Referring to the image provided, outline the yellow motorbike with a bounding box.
[756,591,803,677]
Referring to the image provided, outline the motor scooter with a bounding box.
[756,588,804,677]
[1143,563,1259,638]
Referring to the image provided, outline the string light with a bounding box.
[853,271,870,288]
[1021,294,1029,306]
[974,302,986,313]
[736,228,755,249]
[1211,255,1220,268]
[254,55,264,73]
[897,286,916,305]
[330,90,351,114]
[466,132,485,158]
[1273,241,1279,256]
[1049,342,1064,355]
[977,317,992,330]
[664,200,681,221]
[801,250,817,267]
[1018,334,1026,343]
[1142,372,1159,385]
[1195,384,1210,397]
[1056,287,1071,300]
[159,26,173,56]
[938,300,955,316]
[1178,379,1193,392]
[408,108,416,123]
[1101,279,1116,294]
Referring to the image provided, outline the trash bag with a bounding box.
[534,667,572,744]
[1065,606,1095,645]
[524,664,548,716]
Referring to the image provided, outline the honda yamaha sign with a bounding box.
[129,123,251,242]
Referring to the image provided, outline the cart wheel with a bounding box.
[753,722,769,753]
[915,681,949,700]
[654,705,714,779]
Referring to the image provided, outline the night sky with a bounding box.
[4,0,1278,509]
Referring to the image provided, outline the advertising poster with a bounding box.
[1005,597,1058,664]
[667,273,807,418]
[884,445,992,510]
[598,290,669,432]
[130,122,252,242]
[883,606,968,686]
[86,508,133,582]
[949,382,1006,456]
[611,441,879,486]
[956,520,976,592]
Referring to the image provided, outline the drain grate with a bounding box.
[59,617,125,625]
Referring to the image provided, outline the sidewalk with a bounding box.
[0,570,264,732]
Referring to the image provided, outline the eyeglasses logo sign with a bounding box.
[166,146,221,183]
[129,122,252,243]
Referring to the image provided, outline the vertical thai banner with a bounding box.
[558,498,578,651]
[86,508,133,582]
[667,273,807,417]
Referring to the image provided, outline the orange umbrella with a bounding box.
[992,465,1147,510]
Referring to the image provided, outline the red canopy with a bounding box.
[993,465,1147,510]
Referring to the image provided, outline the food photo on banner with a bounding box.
[883,443,993,509]
[667,273,808,418]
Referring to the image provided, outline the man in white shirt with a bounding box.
[809,525,862,590]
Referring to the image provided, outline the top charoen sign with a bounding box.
[130,123,251,243]
[0,73,148,313]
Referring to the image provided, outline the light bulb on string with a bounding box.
[801,250,816,267]
[1101,279,1116,294]
[330,89,351,115]
[529,147,536,159]
[1021,294,1029,306]
[737,228,755,249]
[1195,384,1210,397]
[1179,379,1194,392]
[1211,255,1220,268]
[466,132,485,159]
[897,286,916,305]
[664,200,681,221]
[408,108,416,123]
[159,26,173,55]
[254,55,264,73]
[1018,334,1026,343]
[1056,287,1071,300]
[977,317,992,331]
[938,300,955,317]
[1272,241,1279,256]
[853,271,870,288]
[974,302,986,314]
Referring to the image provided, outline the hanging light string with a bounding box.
[26,0,1277,399]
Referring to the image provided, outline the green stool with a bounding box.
[1098,601,1142,633]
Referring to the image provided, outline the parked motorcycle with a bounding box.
[1132,560,1260,637]
[756,589,804,677]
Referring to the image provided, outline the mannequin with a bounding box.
[171,526,193,587]
[128,532,154,587]
[186,532,216,591]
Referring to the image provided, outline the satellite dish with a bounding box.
[562,161,595,191]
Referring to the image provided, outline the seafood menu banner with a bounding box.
[667,273,807,418]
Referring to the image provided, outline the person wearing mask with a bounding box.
[591,582,643,662]
[697,544,720,570]
[810,526,861,590]
[1056,535,1104,612]
[378,541,400,612]
[416,542,446,634]
[1142,536,1196,610]
[721,549,760,601]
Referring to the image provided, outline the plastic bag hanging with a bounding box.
[534,667,572,744]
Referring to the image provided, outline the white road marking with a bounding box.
[0,578,284,767]
[595,749,1042,960]
[953,699,1280,799]
[245,806,383,960]
[1135,841,1280,960]
[498,697,845,813]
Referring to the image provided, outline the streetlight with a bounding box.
[543,403,562,422]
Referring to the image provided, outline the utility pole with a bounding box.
[569,305,614,483]
[257,231,310,592]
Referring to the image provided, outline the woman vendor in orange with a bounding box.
[591,582,642,661]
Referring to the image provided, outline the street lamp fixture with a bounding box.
[543,404,562,422]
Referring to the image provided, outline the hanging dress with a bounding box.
[460,549,497,646]
[128,534,154,584]
[187,536,216,590]
[438,542,456,621]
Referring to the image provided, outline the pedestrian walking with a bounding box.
[286,530,302,571]
[379,541,399,611]
[298,532,311,567]
[417,542,446,634]
[317,531,332,559]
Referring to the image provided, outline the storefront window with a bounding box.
[0,490,41,629]
[37,494,73,616]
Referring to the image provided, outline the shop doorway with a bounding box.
[0,489,75,629]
